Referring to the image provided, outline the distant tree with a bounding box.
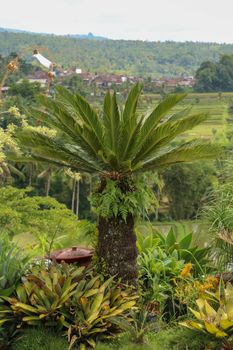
[195,55,233,92]
[61,75,91,97]
[0,186,85,255]
[163,162,216,220]
[195,61,217,92]
[3,31,233,77]
[9,79,42,101]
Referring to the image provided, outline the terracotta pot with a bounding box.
[48,247,93,266]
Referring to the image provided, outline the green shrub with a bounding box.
[137,225,211,321]
[137,226,210,275]
[0,236,29,297]
[0,186,94,256]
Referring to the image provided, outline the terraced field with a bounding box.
[138,92,233,139]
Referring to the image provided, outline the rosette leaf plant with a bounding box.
[15,83,220,286]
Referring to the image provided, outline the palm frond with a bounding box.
[136,94,186,153]
[122,83,142,127]
[56,86,105,150]
[16,85,220,175]
[119,84,142,157]
[37,94,103,159]
[142,140,221,171]
[16,129,102,173]
[103,91,120,156]
[134,113,208,163]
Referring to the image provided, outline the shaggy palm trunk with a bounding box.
[97,214,138,287]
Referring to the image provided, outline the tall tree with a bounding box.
[15,84,219,285]
[195,55,233,92]
[163,162,215,220]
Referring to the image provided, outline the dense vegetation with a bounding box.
[3,47,233,349]
[195,55,233,92]
[2,31,233,76]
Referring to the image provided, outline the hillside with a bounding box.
[2,30,233,77]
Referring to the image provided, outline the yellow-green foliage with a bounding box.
[180,283,233,338]
[0,263,137,350]
[0,124,20,169]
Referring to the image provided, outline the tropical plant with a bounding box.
[0,263,137,350]
[15,84,219,285]
[137,226,212,320]
[138,241,185,309]
[0,236,28,297]
[137,226,210,274]
[155,228,210,274]
[67,277,137,349]
[180,283,233,348]
[0,263,86,328]
[109,309,157,344]
[204,159,233,270]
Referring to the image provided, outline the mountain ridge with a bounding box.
[1,28,233,77]
[0,27,108,40]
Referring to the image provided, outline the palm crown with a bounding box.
[16,84,219,175]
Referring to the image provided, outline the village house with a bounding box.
[22,71,48,87]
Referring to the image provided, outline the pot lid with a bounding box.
[49,247,93,261]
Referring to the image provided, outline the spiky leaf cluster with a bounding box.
[15,84,220,176]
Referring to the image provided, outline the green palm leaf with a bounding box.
[103,91,120,156]
[142,140,220,171]
[15,85,220,175]
[134,113,208,163]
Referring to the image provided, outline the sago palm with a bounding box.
[16,84,219,286]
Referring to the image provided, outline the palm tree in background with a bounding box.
[16,84,220,286]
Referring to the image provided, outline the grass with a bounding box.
[12,326,222,350]
[12,327,68,350]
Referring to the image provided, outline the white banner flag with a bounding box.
[33,52,52,69]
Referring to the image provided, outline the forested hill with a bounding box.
[2,30,233,77]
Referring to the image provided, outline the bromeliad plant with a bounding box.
[14,83,220,285]
[180,283,233,348]
[0,263,85,330]
[67,276,137,349]
[0,263,137,350]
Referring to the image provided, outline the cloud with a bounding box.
[0,0,232,43]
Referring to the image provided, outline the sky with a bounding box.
[0,0,233,43]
